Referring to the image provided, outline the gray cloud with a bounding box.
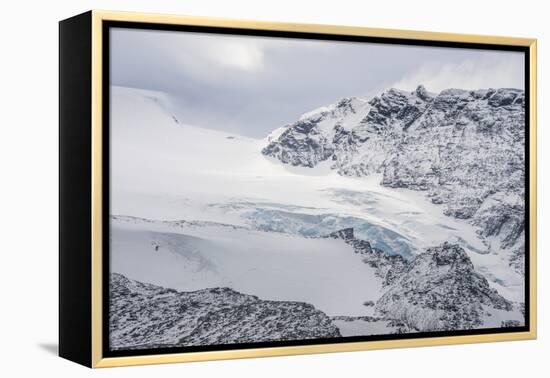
[111,28,524,138]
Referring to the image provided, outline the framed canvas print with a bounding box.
[59,10,537,368]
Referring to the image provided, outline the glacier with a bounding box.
[108,84,526,348]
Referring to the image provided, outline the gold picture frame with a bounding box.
[59,10,537,368]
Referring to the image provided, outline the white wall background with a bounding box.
[0,0,546,376]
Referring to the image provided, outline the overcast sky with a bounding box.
[111,27,524,138]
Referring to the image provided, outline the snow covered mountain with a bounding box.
[263,85,526,276]
[109,85,526,349]
[263,97,372,168]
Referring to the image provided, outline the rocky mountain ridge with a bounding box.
[263,85,526,272]
[110,272,340,350]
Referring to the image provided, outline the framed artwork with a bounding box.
[59,10,537,368]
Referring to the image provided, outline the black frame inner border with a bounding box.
[101,20,531,358]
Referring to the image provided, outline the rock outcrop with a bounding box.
[110,273,340,350]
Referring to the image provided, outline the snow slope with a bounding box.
[111,216,382,316]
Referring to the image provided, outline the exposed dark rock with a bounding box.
[374,242,515,332]
[501,320,522,327]
[325,227,354,241]
[110,273,340,350]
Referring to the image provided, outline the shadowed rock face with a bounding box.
[264,85,525,269]
[109,273,340,351]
